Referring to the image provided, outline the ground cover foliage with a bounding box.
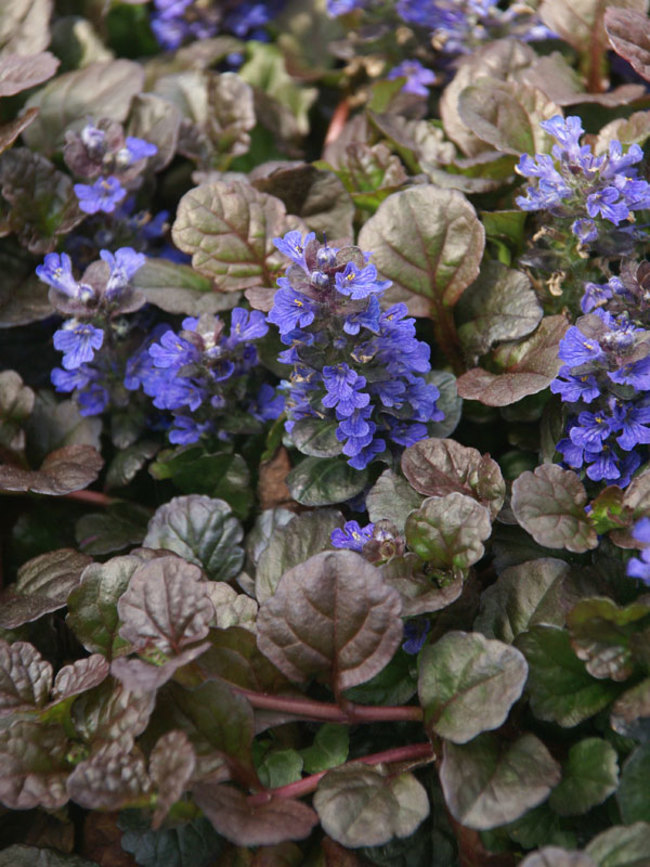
[2,0,650,863]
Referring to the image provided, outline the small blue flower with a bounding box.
[149,330,201,369]
[229,307,268,343]
[402,619,430,654]
[122,137,158,164]
[100,247,146,300]
[387,60,437,96]
[36,252,89,300]
[334,261,391,300]
[627,518,650,584]
[272,230,316,271]
[267,282,317,335]
[558,327,605,368]
[53,321,104,370]
[331,520,375,552]
[322,364,370,416]
[74,176,127,214]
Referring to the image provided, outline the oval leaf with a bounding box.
[405,492,492,570]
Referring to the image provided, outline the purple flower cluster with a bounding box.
[627,518,650,584]
[267,231,443,470]
[64,121,157,217]
[150,0,285,52]
[516,116,650,249]
[551,268,650,486]
[37,248,146,415]
[128,309,283,444]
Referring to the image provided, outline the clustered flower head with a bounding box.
[267,231,443,470]
[127,309,283,444]
[550,261,650,486]
[36,248,147,415]
[150,0,285,52]
[64,120,158,216]
[516,115,650,250]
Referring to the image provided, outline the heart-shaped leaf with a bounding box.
[549,738,619,817]
[150,730,196,829]
[0,641,52,716]
[405,492,492,570]
[0,444,103,495]
[67,742,152,811]
[0,721,71,809]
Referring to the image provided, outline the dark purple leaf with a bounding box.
[457,316,568,407]
[313,764,429,848]
[520,51,645,105]
[511,465,598,553]
[419,631,528,743]
[365,469,424,533]
[194,626,290,695]
[0,641,52,716]
[0,51,59,97]
[402,438,505,520]
[51,655,110,702]
[0,721,70,809]
[440,733,561,830]
[379,553,464,617]
[0,369,33,451]
[0,444,103,495]
[193,782,318,846]
[110,642,210,692]
[0,107,40,156]
[127,92,182,173]
[67,742,152,811]
[405,493,492,570]
[117,555,215,656]
[540,0,647,56]
[150,730,196,829]
[358,185,485,317]
[71,679,155,752]
[257,550,403,691]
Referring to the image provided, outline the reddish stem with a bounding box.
[248,741,434,805]
[63,489,114,507]
[324,97,350,149]
[232,686,423,724]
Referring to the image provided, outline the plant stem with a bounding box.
[63,489,114,506]
[248,741,434,805]
[324,96,350,148]
[232,686,423,724]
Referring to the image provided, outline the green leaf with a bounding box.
[343,651,418,706]
[618,745,650,823]
[428,370,463,439]
[143,494,244,582]
[66,555,142,659]
[549,738,619,816]
[286,455,369,507]
[132,258,239,316]
[313,764,430,848]
[511,465,598,553]
[194,626,288,694]
[257,550,403,691]
[515,626,621,727]
[585,822,650,867]
[255,508,343,603]
[440,733,561,830]
[26,393,101,460]
[405,493,492,570]
[456,261,543,360]
[0,444,103,496]
[457,80,559,156]
[457,315,568,407]
[75,503,151,556]
[119,814,223,867]
[365,469,424,533]
[474,558,572,642]
[358,185,484,318]
[257,748,304,789]
[290,417,343,458]
[171,180,301,291]
[419,630,528,743]
[611,678,650,741]
[106,441,159,490]
[402,438,505,520]
[300,724,349,774]
[127,92,182,172]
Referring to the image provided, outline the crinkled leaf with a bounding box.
[0,444,103,495]
[585,822,650,867]
[0,640,52,716]
[131,258,237,316]
[365,469,423,533]
[611,679,650,741]
[0,0,52,55]
[255,509,343,604]
[51,655,109,703]
[379,554,464,617]
[26,393,101,459]
[118,555,215,656]
[605,8,650,82]
[515,625,621,727]
[257,550,403,691]
[358,185,484,318]
[118,813,223,867]
[150,730,196,829]
[71,680,155,752]
[540,0,647,55]
[419,630,528,743]
[0,51,58,97]
[206,583,257,631]
[0,547,91,629]
[67,742,152,811]
[22,60,145,154]
[520,850,597,867]
[0,720,70,809]
[405,493,492,570]
[313,764,430,849]
[617,744,650,823]
[106,440,159,490]
[440,733,561,830]
[66,555,141,658]
[567,597,650,681]
[193,782,318,847]
[300,724,349,775]
[457,315,568,406]
[456,261,543,360]
[0,369,33,451]
[474,558,572,642]
[172,180,301,291]
[75,502,151,556]
[194,625,288,694]
[549,738,619,816]
[286,455,369,507]
[0,846,98,867]
[457,79,559,156]
[511,465,598,553]
[290,417,343,458]
[143,494,244,582]
[402,438,505,520]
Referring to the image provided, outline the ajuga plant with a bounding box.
[3,1,650,866]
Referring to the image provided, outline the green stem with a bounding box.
[247,742,434,805]
[232,686,423,724]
